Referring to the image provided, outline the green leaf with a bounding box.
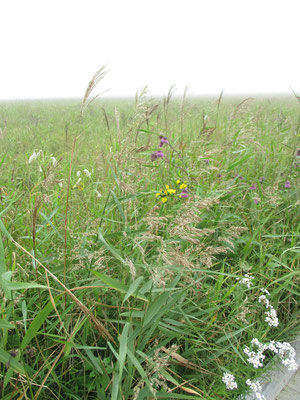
[111,372,120,400]
[0,320,15,329]
[38,209,64,242]
[0,349,25,374]
[227,154,250,171]
[0,271,12,299]
[92,270,127,292]
[91,271,148,302]
[21,297,59,350]
[127,348,153,390]
[84,349,104,374]
[0,218,12,240]
[0,237,10,298]
[143,292,170,326]
[22,301,27,333]
[110,190,126,224]
[123,276,145,303]
[0,236,6,276]
[97,229,125,264]
[1,279,48,291]
[118,322,129,384]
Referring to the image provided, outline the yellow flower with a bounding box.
[156,192,161,197]
[167,189,176,194]
[165,185,169,189]
[161,197,167,203]
[176,179,180,184]
[180,183,187,189]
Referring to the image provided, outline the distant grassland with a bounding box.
[0,94,299,399]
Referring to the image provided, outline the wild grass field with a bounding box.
[0,82,299,399]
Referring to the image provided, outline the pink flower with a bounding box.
[250,184,256,191]
[180,189,188,199]
[284,181,291,189]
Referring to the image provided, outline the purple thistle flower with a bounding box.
[284,180,291,189]
[259,176,265,183]
[151,151,164,161]
[249,184,256,191]
[159,136,169,147]
[180,188,188,199]
[204,159,210,165]
[253,198,259,204]
[238,175,244,180]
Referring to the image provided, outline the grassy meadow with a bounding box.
[0,87,299,399]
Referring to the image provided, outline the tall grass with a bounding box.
[0,89,299,399]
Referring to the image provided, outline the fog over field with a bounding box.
[0,0,300,100]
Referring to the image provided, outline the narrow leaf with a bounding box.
[21,298,57,350]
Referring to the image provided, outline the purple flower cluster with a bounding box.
[151,151,164,161]
[284,181,291,189]
[180,188,188,198]
[159,136,169,147]
[151,135,169,161]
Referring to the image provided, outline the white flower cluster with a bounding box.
[223,279,298,395]
[76,169,92,180]
[50,156,58,167]
[276,341,298,371]
[258,294,279,327]
[237,273,254,288]
[222,372,238,390]
[246,379,266,400]
[244,339,266,368]
[243,338,298,371]
[28,150,43,164]
[74,169,92,187]
[83,169,91,178]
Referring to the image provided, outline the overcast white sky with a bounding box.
[0,0,299,99]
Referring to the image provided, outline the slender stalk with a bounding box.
[64,135,77,306]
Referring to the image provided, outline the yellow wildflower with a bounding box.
[161,197,167,203]
[176,179,180,184]
[166,185,169,189]
[167,189,176,194]
[180,183,187,189]
[156,192,161,197]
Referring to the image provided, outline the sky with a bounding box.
[0,0,300,100]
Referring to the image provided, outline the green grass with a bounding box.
[0,92,299,399]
